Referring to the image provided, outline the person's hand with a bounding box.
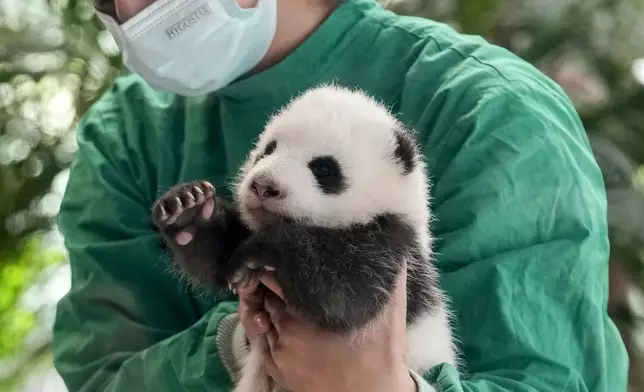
[238,269,417,392]
[237,278,272,342]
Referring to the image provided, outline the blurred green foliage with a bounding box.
[0,0,122,389]
[0,0,643,390]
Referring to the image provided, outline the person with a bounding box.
[51,0,629,391]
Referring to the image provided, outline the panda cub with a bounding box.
[152,85,458,392]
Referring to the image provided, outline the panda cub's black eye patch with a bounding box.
[264,140,277,156]
[308,156,346,195]
[255,140,277,164]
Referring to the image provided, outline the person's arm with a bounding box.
[410,82,628,391]
[52,90,236,392]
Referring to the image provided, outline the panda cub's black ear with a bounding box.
[393,127,419,175]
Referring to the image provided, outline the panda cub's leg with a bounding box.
[405,255,460,377]
[406,308,458,373]
[151,181,251,291]
[234,336,274,392]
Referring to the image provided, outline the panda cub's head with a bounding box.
[235,85,430,233]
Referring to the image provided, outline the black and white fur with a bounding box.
[152,85,458,392]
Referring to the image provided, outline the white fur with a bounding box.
[407,308,458,372]
[231,85,457,392]
[235,85,430,236]
[235,338,272,392]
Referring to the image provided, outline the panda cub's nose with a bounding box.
[251,180,282,201]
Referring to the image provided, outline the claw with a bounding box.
[158,204,168,221]
[193,187,204,202]
[184,191,196,208]
[155,181,217,239]
[231,270,244,284]
[246,261,259,270]
[202,181,215,197]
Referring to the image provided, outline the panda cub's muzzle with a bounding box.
[242,173,288,217]
[250,177,284,202]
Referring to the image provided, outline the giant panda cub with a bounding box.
[152,85,458,392]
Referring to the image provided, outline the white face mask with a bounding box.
[95,0,277,96]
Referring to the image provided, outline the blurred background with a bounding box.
[0,0,643,391]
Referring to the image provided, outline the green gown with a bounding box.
[52,0,628,391]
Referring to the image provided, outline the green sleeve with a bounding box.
[416,82,628,391]
[51,99,236,391]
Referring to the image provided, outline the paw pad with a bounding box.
[152,181,216,245]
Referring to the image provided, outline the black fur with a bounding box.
[229,214,423,332]
[152,181,252,289]
[254,140,277,164]
[308,155,347,195]
[264,140,277,156]
[152,182,440,332]
[406,247,443,324]
[393,129,417,175]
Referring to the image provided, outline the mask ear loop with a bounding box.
[95,9,173,87]
[94,10,127,45]
[94,0,119,20]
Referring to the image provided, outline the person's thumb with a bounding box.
[387,266,408,332]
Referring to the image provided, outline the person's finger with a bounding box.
[264,290,289,331]
[236,276,261,298]
[240,309,271,335]
[238,283,266,311]
[262,339,280,383]
[239,286,272,335]
[239,302,272,336]
[382,267,408,336]
[266,327,279,352]
[394,266,407,303]
[259,272,285,301]
[257,311,272,333]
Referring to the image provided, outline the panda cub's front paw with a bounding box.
[152,181,217,246]
[228,259,276,293]
[227,235,278,294]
